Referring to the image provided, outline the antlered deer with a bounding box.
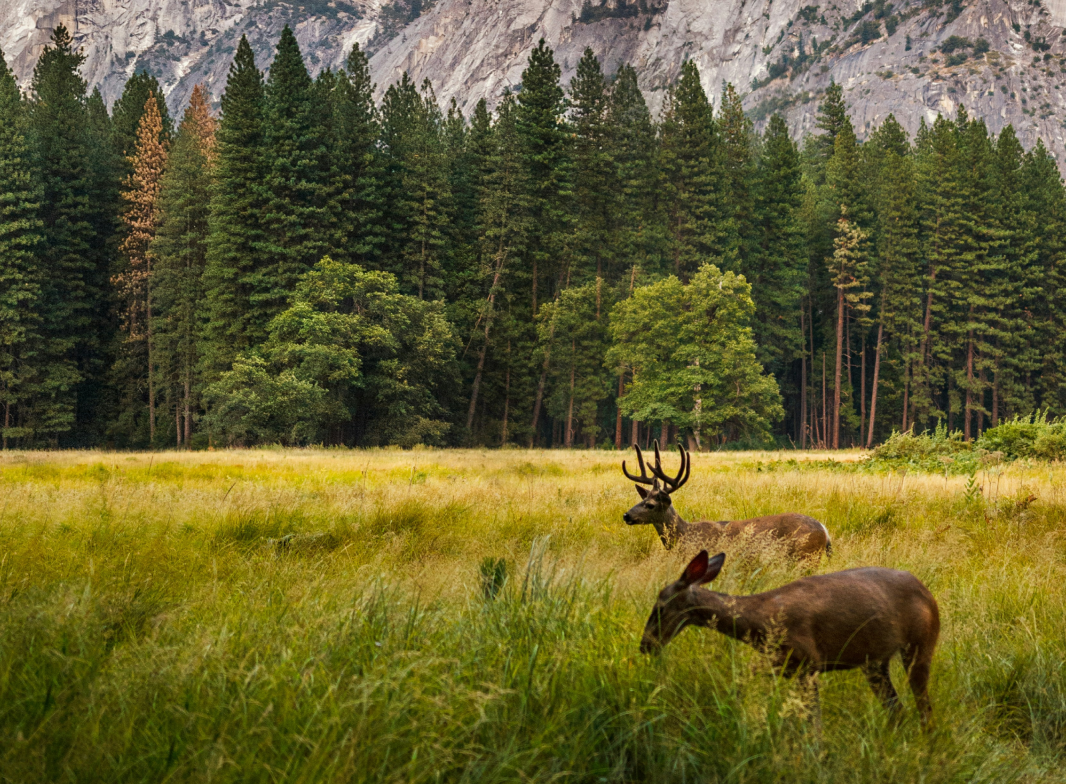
[622,443,831,559]
[641,550,940,726]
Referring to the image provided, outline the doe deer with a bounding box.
[641,550,940,726]
[622,443,831,559]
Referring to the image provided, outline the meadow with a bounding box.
[0,447,1064,783]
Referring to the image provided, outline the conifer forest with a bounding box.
[3,24,1066,451]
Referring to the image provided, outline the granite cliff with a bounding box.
[4,0,1066,162]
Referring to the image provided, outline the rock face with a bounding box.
[4,0,1066,164]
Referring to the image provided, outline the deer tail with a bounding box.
[825,539,833,560]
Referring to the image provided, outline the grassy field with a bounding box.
[1,447,1064,783]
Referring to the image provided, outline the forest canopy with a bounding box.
[1,27,1065,450]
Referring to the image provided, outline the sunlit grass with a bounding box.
[0,447,1064,782]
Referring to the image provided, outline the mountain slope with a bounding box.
[3,0,1066,164]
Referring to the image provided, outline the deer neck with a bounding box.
[688,589,771,648]
[654,507,689,549]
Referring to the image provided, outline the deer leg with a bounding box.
[905,648,934,729]
[863,660,901,714]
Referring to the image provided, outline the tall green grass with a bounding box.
[0,449,1063,782]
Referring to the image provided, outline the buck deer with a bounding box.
[641,550,940,726]
[622,443,831,559]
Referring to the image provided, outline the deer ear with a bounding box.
[699,552,726,584]
[680,550,709,585]
[635,486,649,499]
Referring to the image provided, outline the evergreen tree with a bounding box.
[331,43,386,268]
[112,95,168,444]
[0,47,44,448]
[466,96,529,441]
[827,207,870,448]
[111,71,172,167]
[152,84,216,448]
[202,35,265,378]
[1022,140,1066,413]
[538,280,610,447]
[865,117,921,445]
[658,60,737,279]
[380,74,451,300]
[258,26,331,322]
[608,63,664,281]
[570,48,615,287]
[516,39,573,314]
[516,40,573,444]
[29,25,99,442]
[750,114,807,377]
[719,83,758,270]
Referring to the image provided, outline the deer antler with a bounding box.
[622,444,657,486]
[650,441,690,494]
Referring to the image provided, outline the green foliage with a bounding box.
[608,264,783,443]
[0,46,44,446]
[204,257,458,447]
[202,35,265,377]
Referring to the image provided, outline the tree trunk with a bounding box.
[3,397,9,451]
[964,323,975,441]
[529,322,555,448]
[859,337,866,446]
[867,320,884,448]
[977,365,987,436]
[147,262,156,445]
[902,358,911,433]
[501,341,511,446]
[565,341,576,448]
[631,418,639,448]
[992,367,999,426]
[184,366,192,449]
[833,287,844,449]
[176,405,182,448]
[822,351,828,449]
[800,305,807,449]
[661,420,669,446]
[466,251,507,433]
[614,374,625,450]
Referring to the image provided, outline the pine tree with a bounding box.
[29,25,99,442]
[0,47,44,448]
[258,26,331,322]
[570,48,615,287]
[111,71,172,169]
[380,74,451,299]
[658,60,737,279]
[1022,140,1066,413]
[608,63,664,280]
[466,95,529,440]
[814,80,849,163]
[827,206,870,448]
[516,40,573,444]
[719,83,758,271]
[865,116,921,445]
[114,94,169,444]
[152,84,216,448]
[517,39,573,314]
[331,43,386,268]
[750,114,807,377]
[202,35,265,378]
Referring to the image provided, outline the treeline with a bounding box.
[1,26,1065,450]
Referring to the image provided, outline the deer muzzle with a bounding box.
[639,635,662,654]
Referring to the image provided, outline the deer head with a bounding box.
[640,550,725,654]
[621,441,690,527]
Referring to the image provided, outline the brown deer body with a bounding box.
[641,551,940,725]
[621,443,830,559]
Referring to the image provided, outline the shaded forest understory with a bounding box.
[2,24,1065,450]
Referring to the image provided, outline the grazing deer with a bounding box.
[640,550,940,726]
[622,443,831,559]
